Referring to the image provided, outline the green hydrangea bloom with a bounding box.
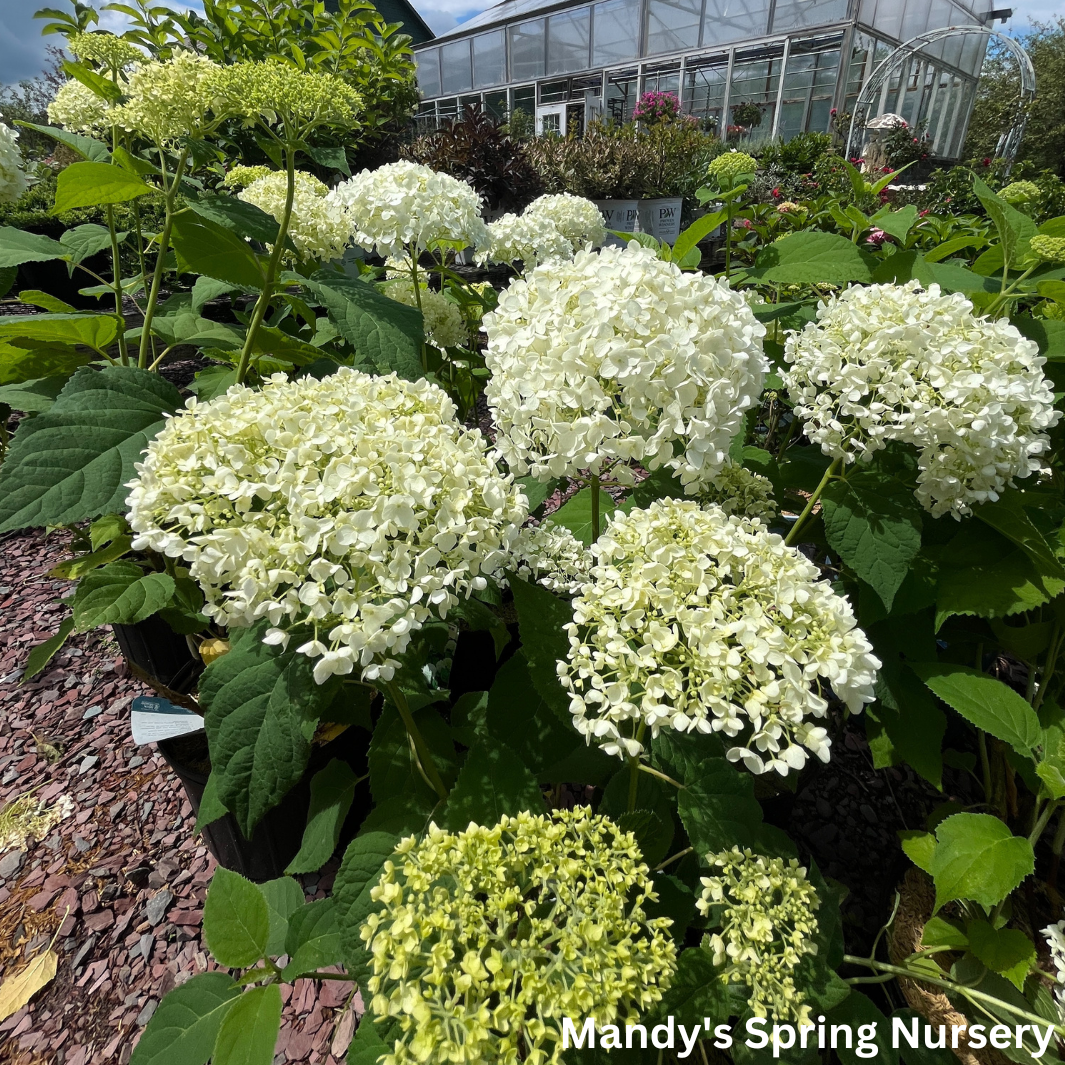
[212,60,362,135]
[360,808,677,1065]
[697,847,821,1024]
[708,151,757,182]
[223,165,274,188]
[68,31,142,71]
[700,461,777,522]
[112,52,223,143]
[1032,235,1065,264]
[999,180,1041,205]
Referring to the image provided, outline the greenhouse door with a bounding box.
[536,104,566,135]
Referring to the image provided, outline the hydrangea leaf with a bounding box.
[912,663,1042,757]
[966,920,1036,989]
[442,739,546,831]
[54,161,152,212]
[128,972,240,1065]
[346,1018,390,1065]
[368,701,458,806]
[973,176,1038,271]
[921,915,968,949]
[550,486,617,546]
[1036,726,1065,798]
[928,812,1034,910]
[0,365,181,533]
[0,312,121,355]
[0,375,68,412]
[71,561,175,631]
[184,191,287,248]
[281,898,343,980]
[643,873,696,944]
[508,575,573,722]
[974,492,1065,581]
[300,272,422,380]
[18,122,110,163]
[748,231,875,286]
[677,761,765,857]
[891,1009,958,1065]
[898,829,937,873]
[60,223,124,266]
[203,868,270,969]
[198,622,343,836]
[0,226,67,269]
[822,475,923,611]
[257,877,305,958]
[826,991,898,1065]
[334,832,399,984]
[645,948,730,1026]
[285,759,360,875]
[170,211,266,289]
[211,984,281,1065]
[22,617,76,681]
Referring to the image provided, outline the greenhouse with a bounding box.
[414,0,1002,156]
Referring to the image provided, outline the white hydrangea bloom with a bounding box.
[126,370,528,685]
[1044,921,1065,1023]
[47,78,118,134]
[0,121,29,204]
[700,461,777,522]
[476,211,572,269]
[524,193,606,251]
[783,281,1059,518]
[237,170,350,262]
[510,520,593,595]
[112,53,222,142]
[328,161,488,257]
[483,243,767,492]
[558,499,879,772]
[380,278,467,350]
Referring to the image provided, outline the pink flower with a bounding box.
[772,187,780,197]
[866,228,889,245]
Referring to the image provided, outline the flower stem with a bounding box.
[235,147,297,385]
[106,204,129,366]
[590,473,602,543]
[384,681,448,802]
[783,457,842,546]
[627,756,640,812]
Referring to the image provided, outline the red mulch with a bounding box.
[0,530,359,1065]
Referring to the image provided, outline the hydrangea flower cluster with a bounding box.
[113,53,222,142]
[510,520,593,595]
[699,461,777,522]
[483,242,767,491]
[558,499,879,770]
[697,847,821,1024]
[708,151,757,182]
[47,78,120,134]
[783,281,1059,518]
[223,165,274,189]
[0,121,29,204]
[126,369,527,684]
[999,180,1041,205]
[524,193,606,252]
[360,808,677,1065]
[329,161,488,258]
[1032,235,1065,264]
[477,211,573,269]
[237,170,351,262]
[68,31,142,70]
[1044,921,1065,1023]
[380,278,468,350]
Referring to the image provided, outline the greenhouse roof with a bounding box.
[430,0,573,41]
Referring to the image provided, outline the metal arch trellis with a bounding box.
[843,26,1035,172]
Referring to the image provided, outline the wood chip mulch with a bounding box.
[0,529,360,1065]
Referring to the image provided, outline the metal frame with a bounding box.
[844,25,1035,169]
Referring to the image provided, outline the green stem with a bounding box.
[408,250,429,375]
[138,147,188,368]
[105,204,129,366]
[627,755,640,813]
[590,473,602,543]
[1034,621,1063,713]
[384,681,448,801]
[783,457,842,546]
[1052,807,1065,856]
[987,263,1038,317]
[841,955,1065,1036]
[978,730,993,802]
[1030,799,1060,845]
[234,147,298,385]
[724,191,733,281]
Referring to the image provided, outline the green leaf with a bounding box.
[60,223,123,267]
[923,235,988,262]
[921,915,968,949]
[281,898,343,979]
[334,832,398,984]
[975,493,1065,581]
[170,211,265,289]
[203,868,270,969]
[899,829,937,873]
[304,144,350,175]
[677,761,764,856]
[1014,315,1065,359]
[285,759,360,875]
[0,366,180,532]
[17,122,110,163]
[892,1010,958,1065]
[257,877,304,957]
[0,375,67,412]
[672,209,727,264]
[22,617,75,681]
[211,984,281,1065]
[550,486,616,546]
[198,622,342,836]
[71,561,174,631]
[1036,726,1065,799]
[346,1018,390,1065]
[0,312,120,355]
[368,700,456,805]
[928,812,1035,910]
[195,772,229,833]
[966,920,1036,989]
[301,272,423,380]
[508,576,574,721]
[871,204,919,242]
[871,249,938,287]
[129,972,240,1065]
[0,226,66,269]
[146,310,245,351]
[822,475,922,611]
[646,948,730,1026]
[973,176,1038,270]
[61,58,123,102]
[442,739,545,831]
[54,161,152,212]
[912,663,1042,757]
[926,261,1001,294]
[827,992,898,1065]
[184,193,286,248]
[192,276,242,313]
[748,231,875,285]
[517,475,557,515]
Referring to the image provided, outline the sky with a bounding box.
[0,0,1061,86]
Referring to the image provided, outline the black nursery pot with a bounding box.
[16,221,108,310]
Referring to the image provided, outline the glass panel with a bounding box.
[807,96,832,131]
[642,63,681,96]
[900,0,930,41]
[416,48,441,98]
[539,78,571,103]
[858,0,876,26]
[510,85,536,124]
[684,58,728,131]
[778,44,840,138]
[728,52,782,132]
[592,0,641,66]
[436,97,458,121]
[509,19,546,81]
[924,0,957,31]
[703,0,771,47]
[547,9,591,74]
[647,0,703,56]
[772,0,848,33]
[605,69,640,122]
[440,41,472,95]
[960,34,987,76]
[473,31,506,88]
[485,90,508,119]
[870,0,903,40]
